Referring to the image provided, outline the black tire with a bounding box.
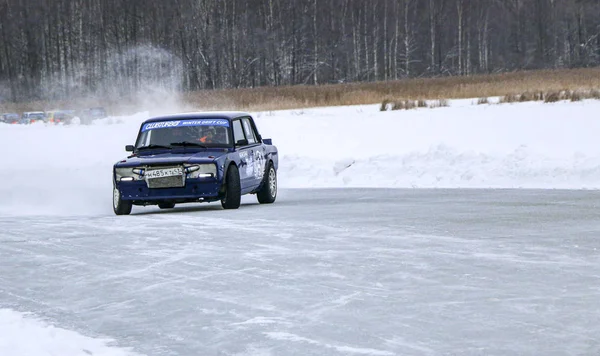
[257,162,277,204]
[113,184,132,215]
[221,165,241,209]
[158,202,175,209]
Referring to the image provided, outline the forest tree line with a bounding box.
[0,0,599,102]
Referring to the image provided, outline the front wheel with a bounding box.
[221,165,241,209]
[257,162,277,204]
[113,185,132,215]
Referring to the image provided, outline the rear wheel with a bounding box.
[257,162,277,204]
[221,165,241,209]
[158,202,175,209]
[113,185,132,215]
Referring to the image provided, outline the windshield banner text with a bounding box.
[142,119,230,132]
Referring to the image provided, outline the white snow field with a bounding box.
[1,98,600,356]
[2,98,600,217]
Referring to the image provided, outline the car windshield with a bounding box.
[135,119,231,149]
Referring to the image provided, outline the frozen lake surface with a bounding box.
[2,188,600,356]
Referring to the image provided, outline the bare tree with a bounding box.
[0,0,598,103]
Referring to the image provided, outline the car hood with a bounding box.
[116,150,228,167]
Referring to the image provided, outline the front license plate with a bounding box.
[146,167,183,179]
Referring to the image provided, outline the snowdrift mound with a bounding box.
[255,99,600,189]
[1,99,600,216]
[0,309,141,356]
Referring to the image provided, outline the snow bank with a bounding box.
[253,99,600,189]
[0,309,141,356]
[1,99,600,216]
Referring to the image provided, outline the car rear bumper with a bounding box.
[116,179,222,202]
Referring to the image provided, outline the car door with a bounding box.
[233,117,266,192]
[242,117,268,189]
[232,118,255,192]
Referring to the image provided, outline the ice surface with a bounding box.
[1,189,600,355]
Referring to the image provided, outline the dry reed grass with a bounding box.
[491,87,600,106]
[2,67,600,114]
[180,67,600,112]
[380,98,450,111]
[542,88,600,103]
[430,99,449,108]
[380,99,393,112]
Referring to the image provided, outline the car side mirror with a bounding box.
[262,138,272,145]
[235,139,248,147]
[125,145,135,152]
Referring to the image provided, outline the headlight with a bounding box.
[185,164,217,179]
[132,168,145,176]
[115,167,145,181]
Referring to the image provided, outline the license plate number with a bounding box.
[146,167,182,179]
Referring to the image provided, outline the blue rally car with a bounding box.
[112,112,278,215]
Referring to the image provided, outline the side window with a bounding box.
[232,120,246,145]
[242,118,257,144]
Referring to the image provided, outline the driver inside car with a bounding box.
[199,126,216,143]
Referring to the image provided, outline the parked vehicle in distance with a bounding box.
[112,111,279,215]
[21,111,46,124]
[46,110,76,125]
[0,113,20,124]
[80,107,107,125]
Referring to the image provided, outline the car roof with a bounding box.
[142,111,251,124]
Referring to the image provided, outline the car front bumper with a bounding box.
[116,179,222,203]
